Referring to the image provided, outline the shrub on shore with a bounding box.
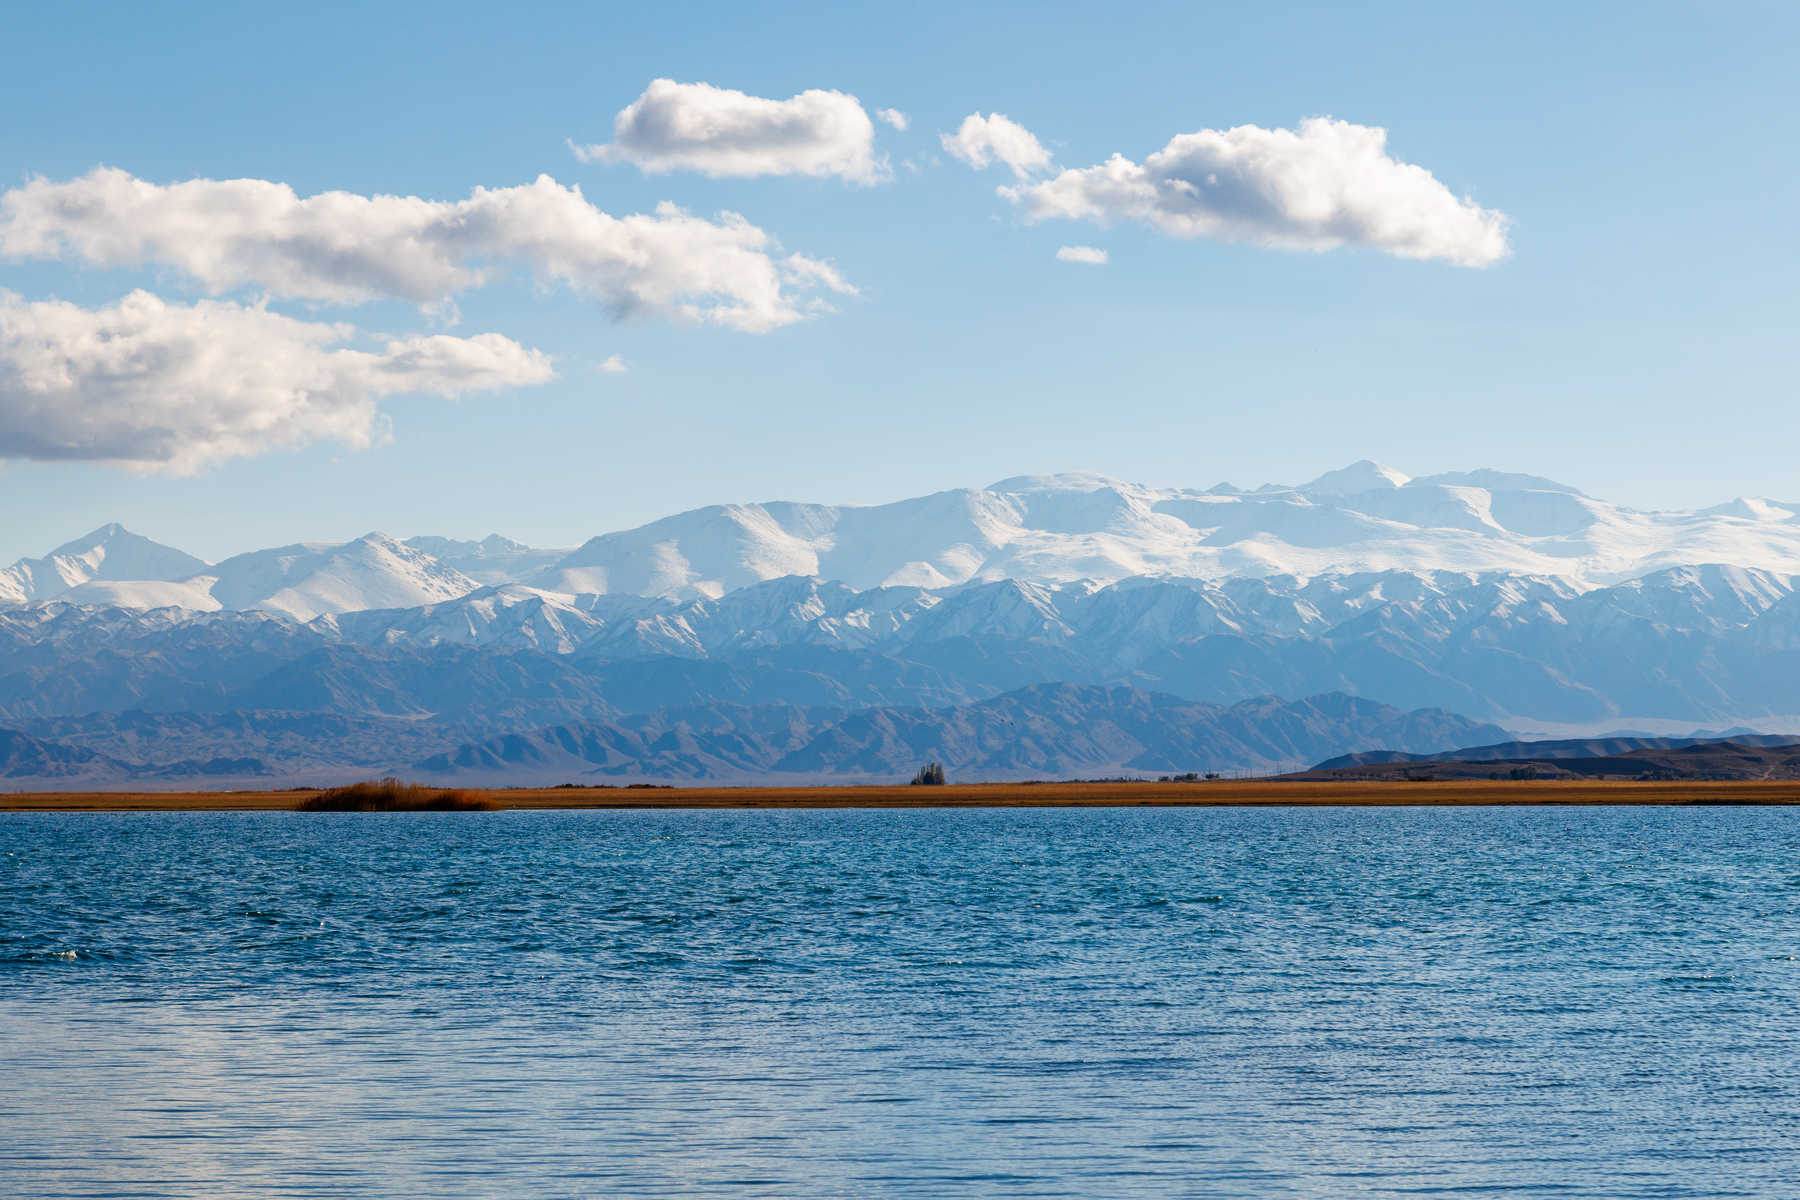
[296,777,492,811]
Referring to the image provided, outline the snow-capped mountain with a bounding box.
[531,465,1800,600]
[198,534,482,621]
[7,463,1800,618]
[8,463,1800,786]
[328,585,625,654]
[0,524,207,607]
[400,535,570,587]
[10,562,1800,729]
[18,533,487,621]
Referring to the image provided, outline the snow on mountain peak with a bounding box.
[1299,461,1412,495]
[48,523,206,572]
[12,465,1800,613]
[510,466,1800,599]
[0,524,208,607]
[47,522,126,556]
[1410,468,1582,496]
[248,534,480,621]
[1700,498,1797,523]
[402,534,570,586]
[986,471,1131,494]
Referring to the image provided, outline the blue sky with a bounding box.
[0,0,1795,562]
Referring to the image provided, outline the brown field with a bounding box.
[6,779,1800,811]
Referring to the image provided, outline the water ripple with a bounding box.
[2,806,1798,1197]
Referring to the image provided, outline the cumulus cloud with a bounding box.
[0,290,553,471]
[876,108,909,132]
[596,354,628,374]
[0,168,853,331]
[1055,245,1108,265]
[941,113,1053,179]
[572,79,885,183]
[1004,117,1508,267]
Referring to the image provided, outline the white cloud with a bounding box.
[0,290,553,471]
[596,354,628,374]
[941,113,1053,179]
[1004,117,1508,267]
[572,79,885,183]
[876,108,909,132]
[0,168,852,331]
[1055,245,1108,265]
[781,253,859,297]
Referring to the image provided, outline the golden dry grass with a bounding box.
[6,778,1800,811]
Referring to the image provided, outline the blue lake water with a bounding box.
[3,806,1799,1198]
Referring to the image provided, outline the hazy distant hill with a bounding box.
[0,728,116,779]
[407,685,1508,784]
[1314,732,1800,770]
[1301,736,1800,782]
[0,687,1503,788]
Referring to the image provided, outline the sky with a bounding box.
[0,0,1795,563]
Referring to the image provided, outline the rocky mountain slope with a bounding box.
[0,686,1504,788]
[7,564,1800,728]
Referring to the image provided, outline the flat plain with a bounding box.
[7,779,1800,810]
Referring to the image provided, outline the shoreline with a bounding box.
[7,779,1800,811]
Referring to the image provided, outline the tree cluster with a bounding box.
[910,761,947,786]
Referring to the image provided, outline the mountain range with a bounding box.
[8,560,1800,727]
[7,463,1800,614]
[6,463,1800,786]
[1303,732,1800,782]
[0,687,1507,788]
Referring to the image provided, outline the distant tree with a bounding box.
[910,761,947,786]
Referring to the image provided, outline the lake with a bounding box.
[4,807,1798,1197]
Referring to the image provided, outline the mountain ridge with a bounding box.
[0,685,1505,786]
[11,563,1800,727]
[411,684,1506,784]
[9,463,1800,615]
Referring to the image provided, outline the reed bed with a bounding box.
[295,777,492,812]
